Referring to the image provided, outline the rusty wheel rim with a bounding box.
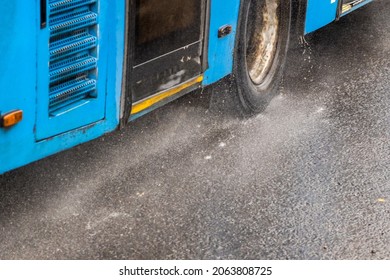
[246,0,280,86]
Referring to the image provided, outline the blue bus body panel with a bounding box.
[305,0,373,34]
[305,0,339,34]
[0,0,125,174]
[203,0,241,85]
[1,0,374,174]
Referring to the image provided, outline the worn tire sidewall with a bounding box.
[234,0,291,114]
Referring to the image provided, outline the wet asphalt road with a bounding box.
[1,1,390,260]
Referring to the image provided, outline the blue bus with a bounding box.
[0,0,372,174]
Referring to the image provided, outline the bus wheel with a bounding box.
[233,0,291,115]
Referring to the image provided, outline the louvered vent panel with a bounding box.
[48,0,98,114]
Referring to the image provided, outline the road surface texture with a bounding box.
[1,1,390,259]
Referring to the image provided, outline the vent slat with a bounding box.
[50,0,97,15]
[50,33,97,61]
[50,55,97,84]
[50,10,97,37]
[49,78,97,110]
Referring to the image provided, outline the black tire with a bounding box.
[233,0,291,115]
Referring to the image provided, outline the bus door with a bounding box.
[35,0,108,140]
[128,0,207,117]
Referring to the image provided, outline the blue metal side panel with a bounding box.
[203,0,241,85]
[305,0,339,34]
[0,0,125,174]
[0,1,38,172]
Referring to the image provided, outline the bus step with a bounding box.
[342,0,367,14]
